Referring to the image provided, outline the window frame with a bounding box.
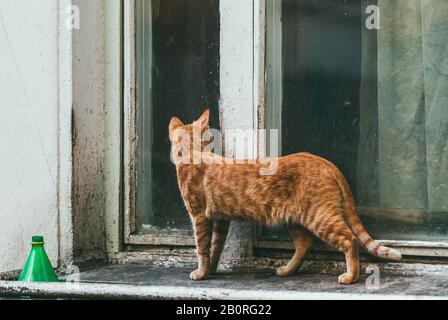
[122,0,448,258]
[257,0,448,258]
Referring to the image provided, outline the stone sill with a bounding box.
[0,264,447,300]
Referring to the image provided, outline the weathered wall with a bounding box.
[0,0,122,273]
[0,0,68,273]
[71,0,108,265]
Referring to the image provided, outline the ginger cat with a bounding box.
[169,109,401,284]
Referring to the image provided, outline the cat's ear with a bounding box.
[169,117,184,138]
[197,109,210,129]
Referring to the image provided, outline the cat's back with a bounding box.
[277,152,341,177]
[202,151,341,199]
[201,151,343,223]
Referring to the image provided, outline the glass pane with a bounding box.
[135,0,220,232]
[264,0,448,242]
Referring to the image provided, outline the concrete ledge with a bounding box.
[2,264,448,300]
[0,281,443,300]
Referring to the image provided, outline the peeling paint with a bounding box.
[71,0,108,266]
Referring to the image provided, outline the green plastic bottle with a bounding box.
[18,236,59,282]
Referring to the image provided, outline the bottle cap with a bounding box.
[32,236,44,244]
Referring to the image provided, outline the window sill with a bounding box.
[1,264,448,300]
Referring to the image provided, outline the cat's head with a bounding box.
[169,109,211,163]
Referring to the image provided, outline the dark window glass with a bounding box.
[264,0,448,242]
[135,0,220,231]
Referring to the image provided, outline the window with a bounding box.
[264,0,448,245]
[124,0,448,258]
[124,0,220,244]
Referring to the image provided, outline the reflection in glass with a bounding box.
[264,0,448,241]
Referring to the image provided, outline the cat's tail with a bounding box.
[334,170,402,261]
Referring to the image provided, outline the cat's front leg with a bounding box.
[190,215,213,281]
[209,220,231,274]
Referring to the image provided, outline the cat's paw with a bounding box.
[338,273,358,285]
[190,269,209,281]
[276,266,293,277]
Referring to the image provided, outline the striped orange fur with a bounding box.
[169,110,401,284]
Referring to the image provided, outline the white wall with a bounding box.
[0,0,72,273]
[220,0,257,159]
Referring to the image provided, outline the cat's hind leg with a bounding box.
[276,226,314,277]
[324,224,360,284]
[209,220,231,274]
[337,238,360,285]
[190,215,213,281]
[308,203,360,284]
